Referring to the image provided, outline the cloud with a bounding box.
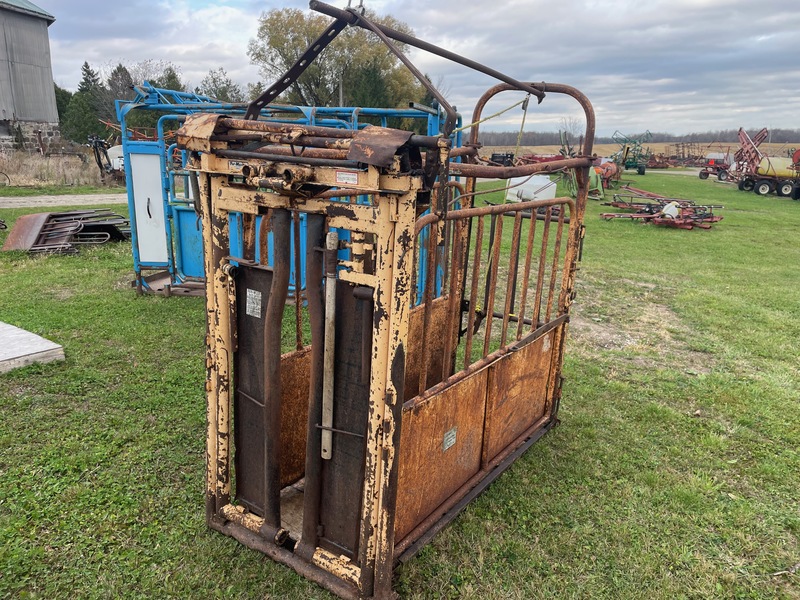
[43,0,800,135]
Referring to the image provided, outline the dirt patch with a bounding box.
[569,278,714,373]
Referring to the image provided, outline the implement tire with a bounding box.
[776,180,793,197]
[754,179,773,196]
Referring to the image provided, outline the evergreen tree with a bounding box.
[77,62,103,94]
[107,63,134,102]
[154,66,185,91]
[196,67,244,102]
[53,83,72,124]
[62,92,106,142]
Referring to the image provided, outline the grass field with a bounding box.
[0,173,798,599]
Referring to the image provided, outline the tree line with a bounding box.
[478,129,800,148]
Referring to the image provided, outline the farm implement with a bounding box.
[178,1,596,598]
[726,128,800,197]
[601,186,723,230]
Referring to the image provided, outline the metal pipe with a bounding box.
[215,149,361,170]
[297,214,326,561]
[463,216,483,369]
[501,212,523,346]
[414,197,574,234]
[261,208,291,540]
[449,156,593,179]
[417,221,439,395]
[516,209,539,340]
[321,230,338,460]
[545,209,566,322]
[482,215,503,356]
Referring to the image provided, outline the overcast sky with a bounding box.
[44,0,800,137]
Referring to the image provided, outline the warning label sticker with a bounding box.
[443,426,458,452]
[335,170,359,186]
[246,288,262,318]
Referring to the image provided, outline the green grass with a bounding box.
[0,184,125,197]
[1,174,799,599]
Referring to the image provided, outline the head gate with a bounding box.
[177,2,595,598]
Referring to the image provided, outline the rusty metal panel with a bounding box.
[403,296,452,401]
[318,280,372,558]
[347,125,413,168]
[279,347,312,485]
[233,264,273,515]
[1,212,50,250]
[483,327,559,463]
[394,368,488,542]
[233,265,311,515]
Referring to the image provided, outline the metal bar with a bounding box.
[531,207,552,330]
[216,149,361,169]
[515,214,538,340]
[463,216,483,370]
[450,156,593,180]
[500,212,523,346]
[442,218,463,381]
[245,16,351,119]
[545,209,566,322]
[297,214,326,561]
[342,7,456,136]
[417,220,438,395]
[293,212,304,351]
[321,230,339,460]
[212,520,360,600]
[223,117,357,139]
[261,209,291,535]
[482,215,503,357]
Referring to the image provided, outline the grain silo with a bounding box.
[0,0,59,150]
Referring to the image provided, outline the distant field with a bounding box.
[482,142,800,159]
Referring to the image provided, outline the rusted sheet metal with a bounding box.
[177,112,225,152]
[483,330,555,464]
[2,210,130,254]
[395,368,487,541]
[2,212,52,250]
[404,296,451,401]
[347,125,414,168]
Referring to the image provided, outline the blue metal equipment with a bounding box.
[116,82,461,296]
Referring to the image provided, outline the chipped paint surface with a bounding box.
[182,63,594,599]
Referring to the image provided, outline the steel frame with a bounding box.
[180,3,596,598]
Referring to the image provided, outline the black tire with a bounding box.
[754,179,773,196]
[776,180,793,197]
[717,170,729,181]
[699,170,709,180]
[637,166,646,175]
[740,178,755,192]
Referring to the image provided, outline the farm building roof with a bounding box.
[0,0,54,24]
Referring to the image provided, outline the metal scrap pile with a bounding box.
[600,187,723,230]
[2,209,130,254]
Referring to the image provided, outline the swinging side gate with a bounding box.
[179,2,596,598]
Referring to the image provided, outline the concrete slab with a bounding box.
[0,322,64,373]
